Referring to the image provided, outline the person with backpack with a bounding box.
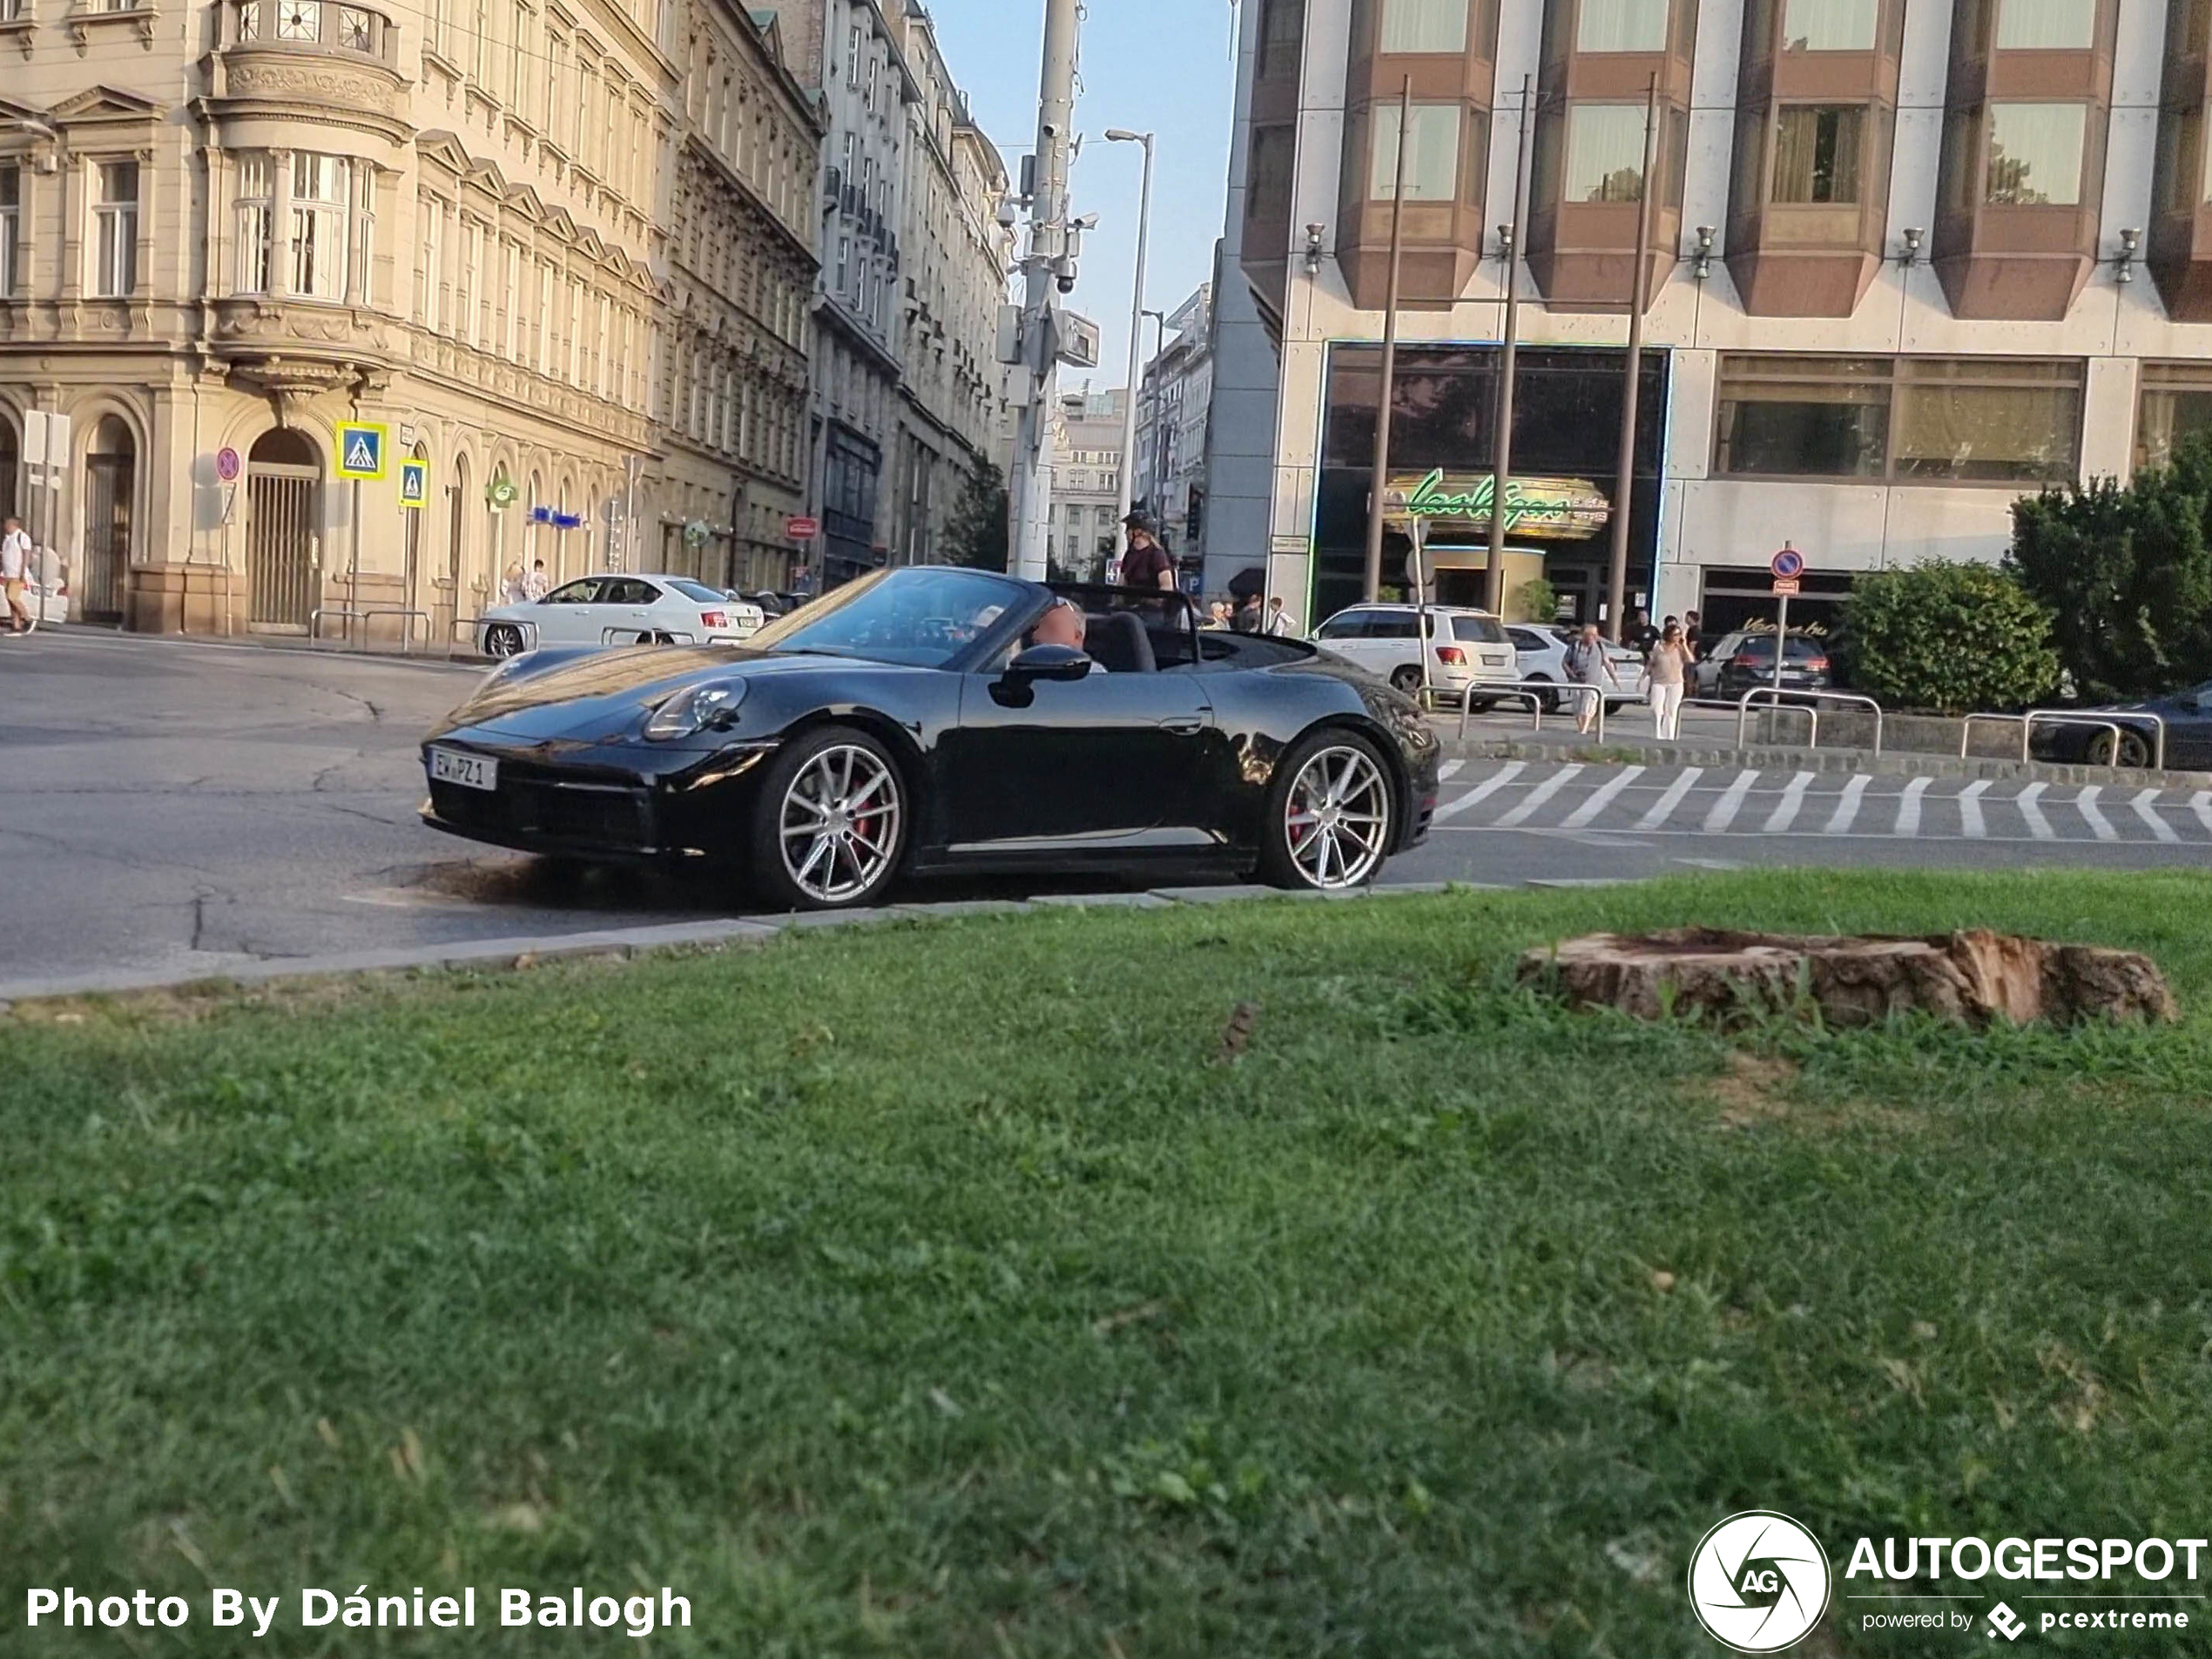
[1,516,34,636]
[1562,623,1620,734]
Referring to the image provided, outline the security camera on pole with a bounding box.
[1005,0,1083,583]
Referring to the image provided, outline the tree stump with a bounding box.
[1519,929,2176,1029]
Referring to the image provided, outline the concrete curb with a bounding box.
[0,883,1521,1009]
[1438,734,2212,790]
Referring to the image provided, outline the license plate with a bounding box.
[429,746,497,791]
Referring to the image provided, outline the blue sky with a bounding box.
[927,0,1240,392]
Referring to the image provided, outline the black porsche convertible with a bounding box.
[420,566,1442,909]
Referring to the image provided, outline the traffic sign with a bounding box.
[335,421,388,481]
[786,515,820,540]
[1772,576,1802,597]
[214,446,242,483]
[1770,544,1806,582]
[397,457,429,509]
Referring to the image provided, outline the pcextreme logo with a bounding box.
[1687,1512,1833,1653]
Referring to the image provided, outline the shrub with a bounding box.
[1838,561,2059,714]
[2007,431,2212,699]
[1514,577,1559,624]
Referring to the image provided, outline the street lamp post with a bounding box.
[1104,128,1156,570]
[1138,305,1165,535]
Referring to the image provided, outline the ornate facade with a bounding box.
[0,0,817,635]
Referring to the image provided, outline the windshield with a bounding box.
[747,567,1028,667]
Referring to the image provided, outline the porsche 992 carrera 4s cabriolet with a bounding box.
[421,567,1441,910]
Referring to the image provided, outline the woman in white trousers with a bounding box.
[1648,620,1693,740]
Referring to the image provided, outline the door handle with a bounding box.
[1160,717,1204,736]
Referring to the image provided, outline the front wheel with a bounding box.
[2088,728,2155,770]
[748,727,909,911]
[483,623,526,658]
[1259,731,1397,893]
[1388,664,1425,696]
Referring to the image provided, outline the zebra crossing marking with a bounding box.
[1431,761,1524,822]
[1636,768,1704,831]
[2076,786,2118,843]
[1436,759,1465,785]
[1559,765,1646,830]
[1494,765,1585,829]
[1892,776,1934,837]
[1958,779,1991,840]
[2016,782,2054,840]
[2195,792,2212,835]
[1823,774,1871,835]
[1703,771,1762,833]
[1761,772,1817,834]
[2133,789,2180,845]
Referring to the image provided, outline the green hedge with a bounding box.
[1838,561,2060,714]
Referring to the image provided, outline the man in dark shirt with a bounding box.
[1119,514,1175,591]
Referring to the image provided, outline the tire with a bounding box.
[747,726,910,911]
[1605,700,1624,718]
[2088,728,2154,770]
[1388,664,1425,695]
[483,623,526,658]
[1526,674,1561,713]
[1258,730,1397,893]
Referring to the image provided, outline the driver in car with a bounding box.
[1029,597,1107,671]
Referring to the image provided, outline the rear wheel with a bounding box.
[1259,731,1396,893]
[1388,664,1425,695]
[748,727,909,911]
[2087,728,2155,770]
[483,623,526,658]
[1525,673,1560,713]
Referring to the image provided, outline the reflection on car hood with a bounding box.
[446,646,921,738]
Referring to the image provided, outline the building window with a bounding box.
[1369,102,1460,200]
[1715,354,2083,484]
[1985,103,2085,204]
[415,194,444,330]
[93,160,139,298]
[1781,0,1878,50]
[0,165,21,299]
[338,4,373,50]
[1577,0,1669,53]
[234,155,273,293]
[1771,105,1864,202]
[290,152,351,300]
[1562,103,1649,201]
[1379,0,1468,53]
[1995,0,2094,49]
[275,0,320,39]
[2135,362,2212,469]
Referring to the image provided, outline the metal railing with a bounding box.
[1733,687,1885,758]
[1442,679,1607,744]
[308,605,432,652]
[1963,710,2167,772]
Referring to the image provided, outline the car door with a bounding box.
[943,629,1216,853]
[1312,609,1374,672]
[532,578,605,644]
[603,578,661,642]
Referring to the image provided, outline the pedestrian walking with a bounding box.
[502,562,529,605]
[1648,620,1693,739]
[1,516,34,636]
[1204,600,1231,630]
[1562,623,1619,734]
[1624,607,1659,656]
[1233,592,1263,633]
[1264,597,1298,637]
[523,559,550,602]
[1683,609,1704,660]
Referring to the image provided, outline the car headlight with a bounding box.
[644,678,747,741]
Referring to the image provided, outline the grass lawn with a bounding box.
[5,872,2212,1656]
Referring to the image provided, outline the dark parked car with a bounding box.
[421,566,1442,909]
[1715,633,1834,698]
[2029,681,2212,771]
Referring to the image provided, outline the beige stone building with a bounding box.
[0,0,817,637]
[1048,385,1126,582]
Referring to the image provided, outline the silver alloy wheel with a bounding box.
[779,743,902,905]
[484,624,524,658]
[1285,745,1392,890]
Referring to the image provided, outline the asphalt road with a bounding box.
[1,630,2202,982]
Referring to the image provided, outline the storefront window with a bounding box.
[1771,105,1864,202]
[1781,0,1878,51]
[1370,102,1461,201]
[1986,103,2086,205]
[1563,103,1649,201]
[1716,355,2080,482]
[1995,0,2094,49]
[1379,0,1468,52]
[1577,0,1668,52]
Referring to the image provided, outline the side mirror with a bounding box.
[1004,644,1093,684]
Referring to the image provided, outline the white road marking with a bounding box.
[2131,788,2179,844]
[1559,765,1646,830]
[2195,792,2212,836]
[1432,762,1526,823]
[2015,782,2055,841]
[1822,774,1871,835]
[2075,785,2118,843]
[1494,765,1587,829]
[1703,771,1761,833]
[1436,759,1465,784]
[1892,776,1934,837]
[1635,767,1703,831]
[1760,772,1817,834]
[1957,779,1991,840]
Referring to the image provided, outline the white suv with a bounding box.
[1312,604,1521,704]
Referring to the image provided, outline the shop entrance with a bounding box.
[246,428,321,628]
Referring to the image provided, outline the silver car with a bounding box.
[480,575,766,658]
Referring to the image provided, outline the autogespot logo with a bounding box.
[1688,1512,1834,1653]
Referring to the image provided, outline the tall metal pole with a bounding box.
[1604,75,1660,644]
[1009,0,1082,582]
[1482,76,1536,617]
[1362,76,1413,605]
[1109,131,1156,567]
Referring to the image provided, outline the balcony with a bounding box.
[212,0,407,127]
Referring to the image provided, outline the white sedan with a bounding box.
[479,575,766,658]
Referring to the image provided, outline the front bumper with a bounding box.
[420,738,779,861]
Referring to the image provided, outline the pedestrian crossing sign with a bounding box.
[397,457,429,509]
[335,421,388,481]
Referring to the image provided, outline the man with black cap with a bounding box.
[1118,512,1176,592]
